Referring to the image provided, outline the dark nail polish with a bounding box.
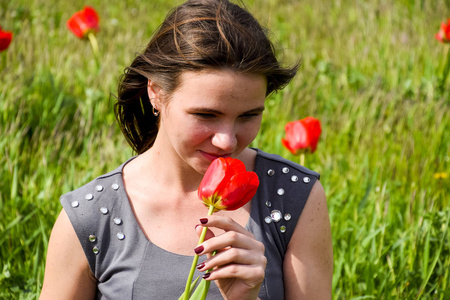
[196,262,205,270]
[202,273,211,279]
[194,245,204,254]
[200,218,208,224]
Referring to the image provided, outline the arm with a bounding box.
[39,209,97,300]
[283,180,333,299]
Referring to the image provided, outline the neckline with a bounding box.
[115,149,263,257]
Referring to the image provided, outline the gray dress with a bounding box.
[61,149,320,299]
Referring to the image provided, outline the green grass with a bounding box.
[1,0,449,299]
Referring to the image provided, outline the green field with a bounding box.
[1,0,449,298]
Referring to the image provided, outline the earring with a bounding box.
[150,98,159,116]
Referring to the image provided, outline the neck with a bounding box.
[136,146,204,195]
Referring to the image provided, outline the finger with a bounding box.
[195,224,215,241]
[197,230,264,256]
[202,263,266,286]
[199,215,253,238]
[196,246,266,272]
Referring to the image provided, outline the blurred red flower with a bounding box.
[282,117,322,154]
[198,157,259,212]
[67,6,99,39]
[435,19,450,43]
[0,26,13,51]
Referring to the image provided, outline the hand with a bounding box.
[194,215,266,300]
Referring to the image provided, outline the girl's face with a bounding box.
[152,69,267,175]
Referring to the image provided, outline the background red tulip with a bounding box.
[198,157,259,212]
[67,6,99,39]
[281,116,322,155]
[435,19,450,43]
[0,26,13,51]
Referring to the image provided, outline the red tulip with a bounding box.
[67,6,99,39]
[281,116,322,155]
[0,26,13,52]
[183,157,259,299]
[198,157,259,212]
[435,19,450,43]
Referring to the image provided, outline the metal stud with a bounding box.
[71,201,79,208]
[270,210,282,222]
[277,188,285,196]
[291,175,299,182]
[100,207,109,215]
[95,185,104,192]
[282,167,289,174]
[112,183,119,190]
[280,225,287,233]
[284,213,292,221]
[117,232,125,240]
[267,169,275,176]
[264,216,272,224]
[114,217,122,225]
[89,235,97,242]
[303,177,311,183]
[85,193,94,200]
[265,201,272,208]
[93,247,99,254]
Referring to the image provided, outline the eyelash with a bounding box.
[194,113,215,119]
[239,113,259,119]
[193,113,261,120]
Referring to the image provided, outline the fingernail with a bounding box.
[194,245,204,254]
[196,262,205,270]
[200,218,208,224]
[202,273,211,279]
[195,224,201,229]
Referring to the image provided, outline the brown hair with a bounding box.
[115,0,298,154]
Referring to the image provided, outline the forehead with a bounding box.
[171,69,267,103]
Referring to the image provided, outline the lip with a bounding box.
[200,151,232,162]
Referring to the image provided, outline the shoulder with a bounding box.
[251,148,321,247]
[254,148,320,180]
[59,159,131,275]
[60,157,135,210]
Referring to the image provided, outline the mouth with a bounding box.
[199,151,232,161]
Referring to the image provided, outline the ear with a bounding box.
[147,80,163,109]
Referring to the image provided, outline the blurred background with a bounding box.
[0,0,449,298]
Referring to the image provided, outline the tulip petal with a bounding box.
[198,158,227,200]
[83,6,100,31]
[281,138,297,155]
[0,29,13,51]
[219,172,259,210]
[67,6,100,39]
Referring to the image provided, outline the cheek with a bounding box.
[180,122,212,145]
[238,119,262,144]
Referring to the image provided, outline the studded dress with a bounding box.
[61,148,320,299]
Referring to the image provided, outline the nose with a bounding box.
[211,127,237,152]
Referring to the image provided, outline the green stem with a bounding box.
[439,47,450,90]
[183,205,216,300]
[87,32,99,59]
[299,153,305,166]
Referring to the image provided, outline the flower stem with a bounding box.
[299,153,305,166]
[439,47,450,90]
[183,205,216,300]
[87,32,99,56]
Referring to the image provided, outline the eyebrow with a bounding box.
[189,106,265,115]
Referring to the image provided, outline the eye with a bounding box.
[239,112,261,120]
[193,113,216,119]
